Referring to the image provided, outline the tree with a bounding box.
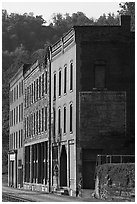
[118,2,135,31]
[96,13,119,26]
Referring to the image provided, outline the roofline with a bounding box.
[9,64,24,84]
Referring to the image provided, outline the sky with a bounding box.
[2,1,121,25]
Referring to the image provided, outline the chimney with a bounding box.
[120,15,131,31]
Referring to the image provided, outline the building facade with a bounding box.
[8,15,134,196]
[8,65,24,188]
[50,15,134,195]
[23,59,50,192]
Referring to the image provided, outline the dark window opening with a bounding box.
[59,70,61,96]
[70,104,73,132]
[64,106,66,133]
[70,62,73,91]
[54,74,56,100]
[64,66,67,94]
[94,64,106,88]
[58,109,61,134]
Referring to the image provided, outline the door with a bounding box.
[60,145,67,187]
[82,149,102,189]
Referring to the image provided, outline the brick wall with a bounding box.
[79,91,126,154]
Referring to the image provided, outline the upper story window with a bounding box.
[70,103,73,133]
[45,71,47,94]
[58,108,61,135]
[42,73,44,97]
[21,80,23,95]
[94,61,106,89]
[25,88,27,108]
[53,108,56,136]
[14,87,16,101]
[53,73,56,100]
[64,66,67,94]
[29,85,31,106]
[36,78,39,101]
[31,83,33,104]
[34,81,36,102]
[59,70,61,97]
[42,108,44,132]
[63,106,66,134]
[70,61,73,91]
[39,76,41,99]
[17,85,18,100]
[45,107,47,131]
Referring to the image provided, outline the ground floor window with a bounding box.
[24,142,48,184]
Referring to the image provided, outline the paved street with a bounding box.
[2,185,102,202]
[2,175,102,203]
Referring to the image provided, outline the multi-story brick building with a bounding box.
[8,65,24,188]
[49,15,134,195]
[23,59,50,192]
[8,15,134,196]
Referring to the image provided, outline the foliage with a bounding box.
[95,13,120,25]
[118,2,135,31]
[96,163,135,188]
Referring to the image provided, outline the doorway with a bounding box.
[60,145,67,187]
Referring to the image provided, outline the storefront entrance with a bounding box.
[60,145,67,187]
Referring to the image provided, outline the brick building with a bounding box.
[8,15,134,196]
[23,59,50,191]
[8,65,24,188]
[49,15,134,195]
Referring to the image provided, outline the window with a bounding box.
[70,104,73,132]
[27,117,29,138]
[45,71,47,94]
[45,107,47,131]
[33,112,35,135]
[59,70,61,96]
[14,87,16,101]
[31,114,33,137]
[29,85,31,106]
[42,108,44,132]
[14,108,16,125]
[36,79,39,101]
[94,64,106,88]
[21,103,23,121]
[70,62,73,91]
[39,110,41,133]
[25,118,27,139]
[19,104,21,122]
[20,129,23,147]
[25,89,27,108]
[53,108,56,136]
[27,87,29,107]
[19,130,20,148]
[16,106,18,124]
[16,132,18,149]
[13,132,15,149]
[64,106,66,133]
[39,76,41,99]
[54,73,56,100]
[11,110,13,126]
[31,83,33,104]
[58,108,61,134]
[64,66,67,94]
[42,73,44,97]
[36,111,38,134]
[21,80,23,95]
[17,85,18,100]
[34,81,36,102]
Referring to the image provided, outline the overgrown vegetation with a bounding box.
[95,163,135,200]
